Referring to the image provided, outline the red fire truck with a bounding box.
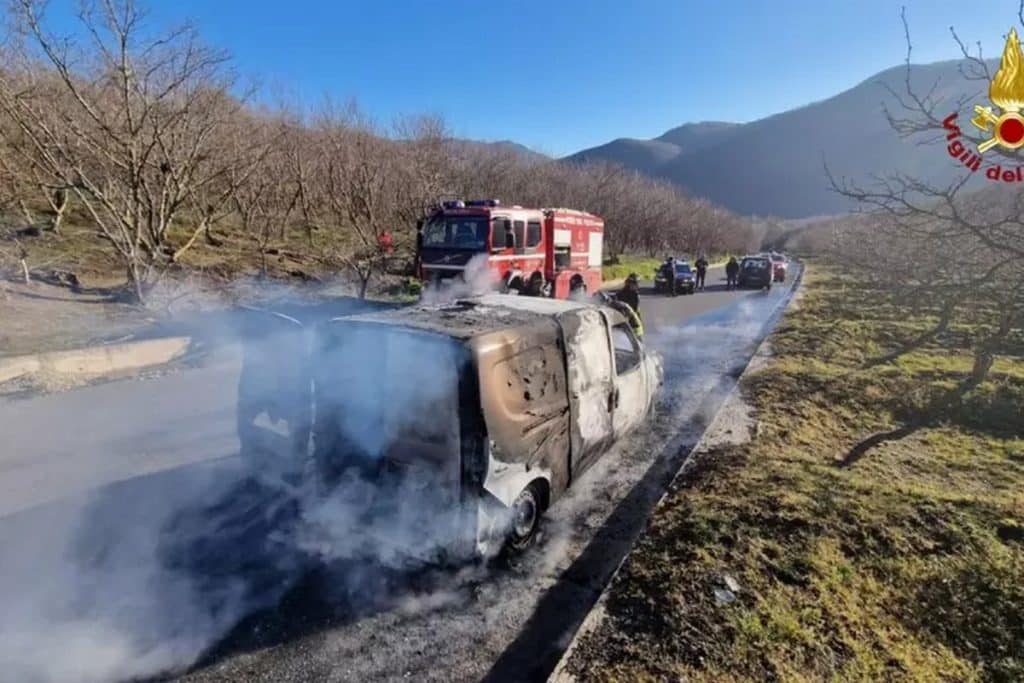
[416,199,604,299]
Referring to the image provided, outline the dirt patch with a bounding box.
[0,280,157,356]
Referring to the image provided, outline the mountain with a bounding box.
[451,138,550,164]
[564,60,994,218]
[563,121,738,174]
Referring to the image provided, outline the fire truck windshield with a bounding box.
[421,216,489,250]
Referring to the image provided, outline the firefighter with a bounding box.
[618,272,641,315]
[725,256,740,290]
[695,254,709,291]
[617,273,644,337]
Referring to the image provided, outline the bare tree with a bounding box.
[828,8,1024,464]
[0,0,263,302]
[232,117,300,277]
[299,103,449,297]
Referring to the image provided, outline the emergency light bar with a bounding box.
[465,199,500,207]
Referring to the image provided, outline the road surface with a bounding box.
[0,264,799,683]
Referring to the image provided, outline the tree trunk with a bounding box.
[204,224,224,247]
[126,264,147,305]
[49,189,68,235]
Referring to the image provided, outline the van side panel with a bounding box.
[473,321,572,500]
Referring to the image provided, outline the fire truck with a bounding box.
[416,199,604,299]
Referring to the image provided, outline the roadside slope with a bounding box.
[560,264,1024,681]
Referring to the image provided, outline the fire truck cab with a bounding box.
[417,199,604,299]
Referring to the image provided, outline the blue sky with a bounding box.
[40,0,1024,155]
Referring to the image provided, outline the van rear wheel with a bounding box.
[504,483,544,555]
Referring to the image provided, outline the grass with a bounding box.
[602,256,663,282]
[602,255,733,282]
[566,264,1024,682]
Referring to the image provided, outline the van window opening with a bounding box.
[611,323,641,374]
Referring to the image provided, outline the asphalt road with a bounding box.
[0,264,799,683]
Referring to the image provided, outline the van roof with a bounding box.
[330,293,594,340]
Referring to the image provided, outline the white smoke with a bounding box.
[0,268,798,683]
[418,253,501,304]
[0,459,269,683]
[0,284,481,683]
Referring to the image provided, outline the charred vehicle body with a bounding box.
[237,295,663,561]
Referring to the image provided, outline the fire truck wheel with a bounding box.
[569,276,586,296]
[507,276,525,295]
[527,272,547,297]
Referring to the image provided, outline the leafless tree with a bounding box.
[828,8,1024,465]
[0,0,757,302]
[231,118,300,277]
[0,0,266,302]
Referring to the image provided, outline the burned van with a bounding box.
[237,294,662,560]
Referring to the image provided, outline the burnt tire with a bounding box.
[503,482,545,555]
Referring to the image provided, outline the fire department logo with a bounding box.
[971,28,1024,152]
[941,26,1024,182]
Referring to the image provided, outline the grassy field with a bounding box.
[602,256,663,282]
[566,264,1024,682]
[602,255,732,282]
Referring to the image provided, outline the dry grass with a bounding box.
[566,264,1024,682]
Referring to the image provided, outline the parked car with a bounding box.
[769,252,788,282]
[654,260,696,295]
[236,294,663,562]
[737,255,773,290]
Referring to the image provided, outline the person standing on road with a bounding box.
[725,256,739,290]
[695,254,709,291]
[661,256,677,296]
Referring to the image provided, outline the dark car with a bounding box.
[737,256,773,290]
[654,260,696,295]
